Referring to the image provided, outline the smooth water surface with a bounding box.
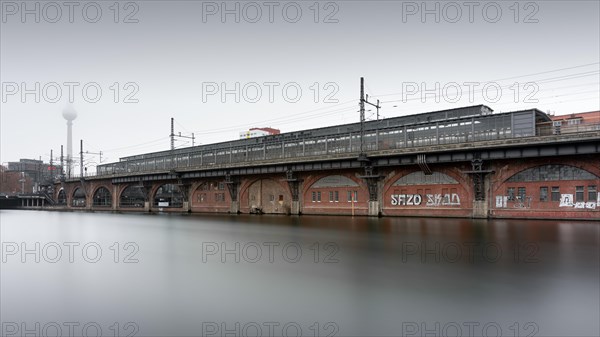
[1,210,598,336]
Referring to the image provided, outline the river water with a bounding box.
[1,210,598,336]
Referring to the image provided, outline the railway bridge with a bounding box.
[47,105,600,220]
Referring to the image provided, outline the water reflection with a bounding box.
[1,210,598,336]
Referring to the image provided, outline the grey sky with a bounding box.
[1,0,599,169]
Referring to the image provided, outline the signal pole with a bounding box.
[80,139,84,178]
[359,77,381,157]
[60,145,65,180]
[170,118,196,149]
[359,77,365,155]
[170,117,175,150]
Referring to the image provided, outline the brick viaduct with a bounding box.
[47,133,600,220]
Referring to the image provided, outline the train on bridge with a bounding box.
[96,105,549,175]
[42,104,600,220]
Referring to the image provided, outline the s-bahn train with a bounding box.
[96,105,556,176]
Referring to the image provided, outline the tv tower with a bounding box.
[62,104,78,177]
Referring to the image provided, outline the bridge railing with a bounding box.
[537,121,600,136]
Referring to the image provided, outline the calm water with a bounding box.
[1,210,598,337]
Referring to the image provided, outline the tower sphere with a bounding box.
[62,104,78,121]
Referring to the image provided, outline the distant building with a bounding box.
[239,127,281,139]
[0,166,33,196]
[5,159,61,193]
[538,110,600,135]
[550,110,600,125]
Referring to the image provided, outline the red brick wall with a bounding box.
[491,157,600,219]
[239,177,291,214]
[381,166,473,217]
[301,172,369,216]
[191,180,231,213]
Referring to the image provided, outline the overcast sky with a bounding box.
[1,0,599,169]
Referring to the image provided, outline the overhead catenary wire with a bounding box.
[86,62,599,161]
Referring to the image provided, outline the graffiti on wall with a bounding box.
[495,195,531,208]
[495,196,508,208]
[560,194,596,209]
[390,194,460,207]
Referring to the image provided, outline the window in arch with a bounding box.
[393,171,458,186]
[312,175,359,188]
[154,184,184,207]
[57,189,67,205]
[93,187,112,207]
[120,185,145,208]
[507,165,598,182]
[72,188,86,207]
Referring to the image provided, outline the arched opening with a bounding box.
[387,171,463,208]
[72,187,86,207]
[120,185,145,208]
[245,179,289,214]
[93,187,112,207]
[192,181,229,208]
[501,165,599,209]
[307,175,360,203]
[57,189,67,205]
[154,184,184,208]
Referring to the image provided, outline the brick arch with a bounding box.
[117,183,147,208]
[239,176,291,214]
[150,181,185,208]
[91,184,112,198]
[71,185,87,207]
[381,167,472,217]
[90,185,112,207]
[302,173,363,190]
[56,187,68,205]
[492,159,600,195]
[238,177,286,202]
[301,172,365,202]
[117,183,138,200]
[301,172,369,215]
[190,179,231,211]
[71,185,86,198]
